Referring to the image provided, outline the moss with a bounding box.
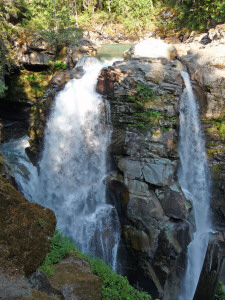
[0,176,56,275]
[30,289,58,300]
[218,123,225,141]
[205,119,225,142]
[211,164,225,180]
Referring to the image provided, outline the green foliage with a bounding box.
[215,281,225,300]
[39,229,77,276]
[52,60,68,70]
[40,230,152,299]
[90,258,151,300]
[129,83,155,106]
[0,80,7,98]
[166,0,225,31]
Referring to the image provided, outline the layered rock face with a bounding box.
[98,57,191,298]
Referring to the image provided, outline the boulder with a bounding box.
[124,38,177,61]
[29,269,63,299]
[0,269,32,299]
[49,256,103,300]
[0,176,56,275]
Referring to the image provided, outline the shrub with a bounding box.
[53,60,68,70]
[39,229,78,276]
[90,258,151,300]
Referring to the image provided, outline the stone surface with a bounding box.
[124,38,177,61]
[29,269,63,299]
[0,176,56,275]
[194,233,225,300]
[0,269,32,299]
[49,256,103,300]
[98,57,190,298]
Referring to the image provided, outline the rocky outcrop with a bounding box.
[29,256,103,300]
[98,57,191,298]
[0,175,56,275]
[124,38,177,61]
[49,256,102,300]
[97,36,225,298]
[15,35,97,71]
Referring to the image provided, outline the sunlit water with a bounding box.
[1,56,121,270]
[178,72,211,300]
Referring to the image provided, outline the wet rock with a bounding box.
[0,176,56,275]
[98,56,188,297]
[155,184,191,220]
[0,119,28,143]
[194,233,225,300]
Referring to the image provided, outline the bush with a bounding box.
[90,258,151,300]
[39,229,78,276]
[52,60,68,70]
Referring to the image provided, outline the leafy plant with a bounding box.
[52,60,68,70]
[215,281,225,300]
[0,80,7,98]
[39,229,77,276]
[90,258,151,300]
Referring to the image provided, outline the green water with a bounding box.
[96,44,132,61]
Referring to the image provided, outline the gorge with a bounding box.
[0,34,225,300]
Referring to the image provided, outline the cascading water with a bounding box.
[178,71,211,300]
[36,56,120,269]
[1,56,120,270]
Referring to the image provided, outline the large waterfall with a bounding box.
[178,72,211,300]
[1,57,120,270]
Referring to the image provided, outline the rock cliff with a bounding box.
[97,37,225,298]
[97,57,191,298]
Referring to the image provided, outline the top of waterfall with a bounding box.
[76,55,101,68]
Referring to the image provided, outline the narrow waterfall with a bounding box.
[178,71,211,300]
[1,57,120,270]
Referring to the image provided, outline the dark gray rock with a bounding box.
[29,269,63,299]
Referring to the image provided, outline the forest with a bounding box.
[0,0,225,96]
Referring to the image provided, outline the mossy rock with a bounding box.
[0,176,56,276]
[49,256,103,300]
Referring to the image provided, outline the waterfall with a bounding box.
[1,57,120,270]
[178,71,211,300]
